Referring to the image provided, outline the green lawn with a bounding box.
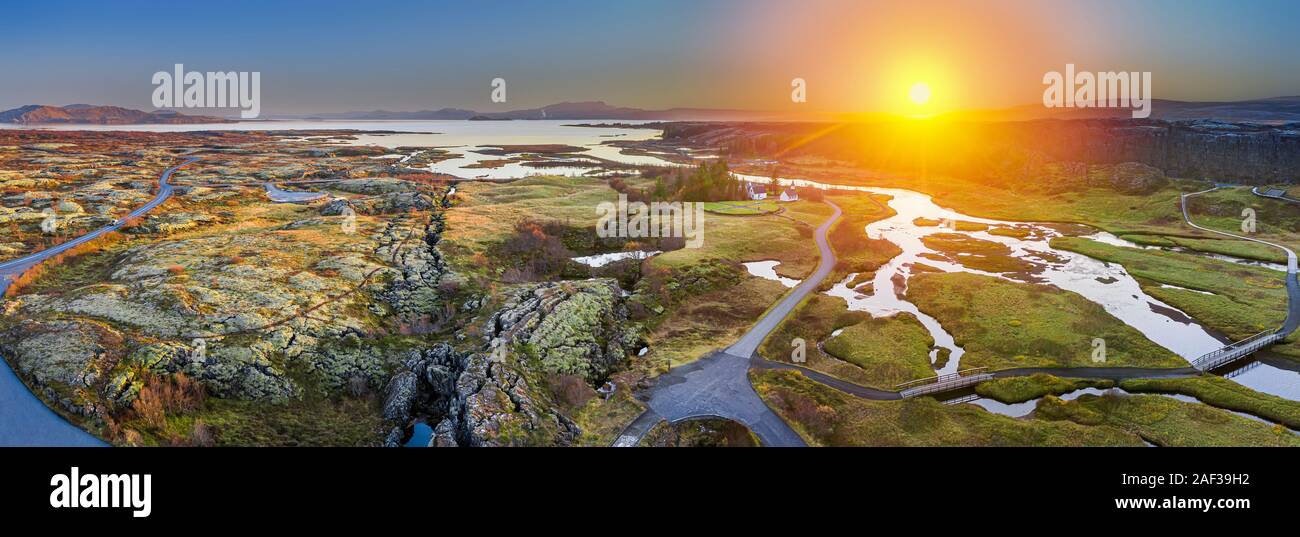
[920,233,1037,273]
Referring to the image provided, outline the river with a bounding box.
[3,121,1297,447]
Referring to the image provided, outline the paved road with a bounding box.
[616,201,843,447]
[727,201,843,358]
[0,157,198,278]
[0,157,197,447]
[1182,187,1300,335]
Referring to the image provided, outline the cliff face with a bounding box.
[661,119,1300,184]
[1008,120,1300,183]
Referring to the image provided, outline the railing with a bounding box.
[1190,330,1281,372]
[942,393,981,405]
[1223,359,1263,380]
[897,367,992,398]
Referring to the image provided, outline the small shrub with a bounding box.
[545,374,595,409]
[190,420,216,447]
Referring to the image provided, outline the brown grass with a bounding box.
[4,231,124,297]
[130,373,206,430]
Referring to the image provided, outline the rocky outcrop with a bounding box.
[321,191,436,216]
[381,342,575,447]
[2,209,453,409]
[381,279,641,447]
[321,178,419,195]
[375,211,449,320]
[486,279,639,382]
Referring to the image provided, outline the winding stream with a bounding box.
[960,385,1298,434]
[736,173,1300,400]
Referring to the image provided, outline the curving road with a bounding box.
[0,157,197,446]
[615,201,843,447]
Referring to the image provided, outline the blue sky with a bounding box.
[2,0,1297,114]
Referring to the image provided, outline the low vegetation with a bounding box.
[820,312,936,389]
[975,374,1114,404]
[1036,391,1300,447]
[751,369,1143,446]
[638,417,759,447]
[1051,236,1290,350]
[826,191,900,279]
[906,272,1185,370]
[920,232,1036,273]
[1119,376,1300,430]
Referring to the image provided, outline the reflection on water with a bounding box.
[745,177,1228,375]
[264,183,326,203]
[742,260,801,288]
[404,422,433,448]
[964,385,1298,433]
[1220,353,1300,401]
[0,353,106,446]
[572,250,661,268]
[968,387,1111,417]
[3,120,684,180]
[1086,231,1287,272]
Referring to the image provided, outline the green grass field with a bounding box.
[906,272,1186,370]
[1051,236,1290,346]
[751,369,1144,447]
[820,313,936,389]
[1036,391,1300,447]
[1119,376,1300,430]
[701,200,782,215]
[975,374,1114,404]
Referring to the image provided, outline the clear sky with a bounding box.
[2,0,1297,115]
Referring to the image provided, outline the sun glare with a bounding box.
[909,82,931,106]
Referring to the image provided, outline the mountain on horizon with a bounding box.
[0,104,233,125]
[7,97,1300,125]
[299,97,1300,124]
[294,101,787,121]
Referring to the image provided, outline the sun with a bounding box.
[909,81,931,106]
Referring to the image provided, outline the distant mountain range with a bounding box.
[292,101,783,121]
[6,97,1300,125]
[0,104,232,124]
[304,97,1300,124]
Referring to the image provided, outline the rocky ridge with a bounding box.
[382,278,640,447]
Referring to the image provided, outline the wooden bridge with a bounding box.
[897,368,993,399]
[1190,330,1285,372]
